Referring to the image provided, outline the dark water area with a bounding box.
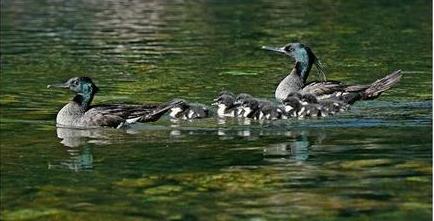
[1,0,432,220]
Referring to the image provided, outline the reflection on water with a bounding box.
[50,127,105,171]
[264,140,310,162]
[48,118,326,174]
[48,145,93,171]
[52,118,322,172]
[1,0,431,220]
[55,127,107,148]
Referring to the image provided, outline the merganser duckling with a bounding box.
[169,100,210,119]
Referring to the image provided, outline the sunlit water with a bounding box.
[1,0,432,220]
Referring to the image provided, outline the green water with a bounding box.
[1,0,432,220]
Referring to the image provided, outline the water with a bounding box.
[1,0,432,220]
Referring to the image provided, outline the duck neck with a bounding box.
[72,92,95,110]
[275,69,304,101]
[299,60,313,83]
[294,47,316,84]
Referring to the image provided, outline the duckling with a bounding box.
[240,98,261,119]
[169,100,210,119]
[48,77,183,128]
[258,102,284,120]
[281,96,302,118]
[281,94,321,118]
[301,93,349,116]
[234,93,254,116]
[234,93,254,105]
[298,103,322,119]
[262,42,402,104]
[212,94,238,117]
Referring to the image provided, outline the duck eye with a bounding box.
[71,80,79,86]
[285,46,294,52]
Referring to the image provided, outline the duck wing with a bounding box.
[80,104,157,127]
[89,104,158,119]
[301,80,345,96]
[305,70,402,104]
[83,99,185,127]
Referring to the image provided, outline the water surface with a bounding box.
[1,0,432,220]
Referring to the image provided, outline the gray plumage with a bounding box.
[262,42,402,105]
[212,94,238,117]
[48,77,181,128]
[275,62,304,101]
[258,103,284,120]
[240,98,261,119]
[169,100,210,119]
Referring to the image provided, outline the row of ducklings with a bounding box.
[168,91,350,120]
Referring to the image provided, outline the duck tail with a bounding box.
[361,70,402,100]
[140,99,185,122]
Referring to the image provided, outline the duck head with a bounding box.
[217,90,235,98]
[212,94,235,108]
[282,96,302,114]
[261,42,326,83]
[301,94,318,104]
[241,98,259,117]
[234,93,253,105]
[169,100,190,118]
[48,77,99,107]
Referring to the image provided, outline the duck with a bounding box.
[240,98,261,119]
[234,93,283,119]
[168,100,210,119]
[213,92,257,118]
[258,102,285,120]
[261,42,402,104]
[48,76,183,128]
[212,93,238,117]
[281,94,319,118]
[234,93,254,116]
[281,96,302,118]
[300,93,350,116]
[234,93,254,105]
[215,91,286,120]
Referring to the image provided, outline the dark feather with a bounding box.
[301,80,344,95]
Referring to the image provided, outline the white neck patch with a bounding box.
[243,107,252,117]
[284,105,294,112]
[217,104,227,116]
[169,107,183,118]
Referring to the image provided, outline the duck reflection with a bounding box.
[213,118,325,162]
[263,141,310,162]
[263,130,325,162]
[49,127,111,171]
[48,145,93,171]
[56,127,112,148]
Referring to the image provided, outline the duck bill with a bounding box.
[47,82,69,89]
[261,46,286,54]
